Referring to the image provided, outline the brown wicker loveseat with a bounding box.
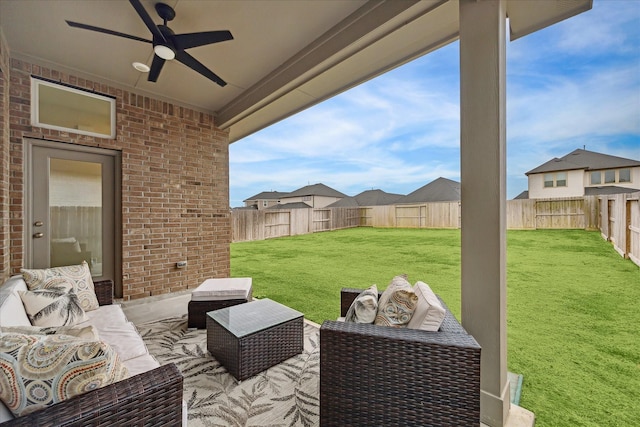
[0,280,184,427]
[320,288,481,427]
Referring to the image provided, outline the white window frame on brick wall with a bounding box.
[31,77,116,139]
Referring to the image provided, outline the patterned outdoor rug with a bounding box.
[137,315,320,427]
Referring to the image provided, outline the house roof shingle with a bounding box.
[286,183,347,198]
[526,149,640,175]
[396,177,461,204]
[243,191,288,202]
[328,189,404,207]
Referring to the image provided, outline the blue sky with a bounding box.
[229,1,640,206]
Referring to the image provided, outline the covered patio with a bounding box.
[0,1,592,425]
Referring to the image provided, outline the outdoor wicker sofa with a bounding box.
[320,287,481,427]
[0,279,184,427]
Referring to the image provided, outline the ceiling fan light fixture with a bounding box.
[154,44,175,60]
[132,62,150,72]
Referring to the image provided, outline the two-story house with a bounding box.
[243,183,347,209]
[523,149,640,199]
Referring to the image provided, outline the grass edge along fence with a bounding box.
[232,193,640,266]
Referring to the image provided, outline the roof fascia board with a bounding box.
[508,0,593,41]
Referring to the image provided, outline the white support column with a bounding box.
[459,1,510,426]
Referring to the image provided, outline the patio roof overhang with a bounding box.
[0,0,590,143]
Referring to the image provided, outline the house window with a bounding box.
[619,168,631,183]
[604,170,616,184]
[544,174,554,188]
[590,171,601,185]
[31,77,116,139]
[262,201,268,207]
[302,196,311,201]
[544,173,566,188]
[556,172,567,187]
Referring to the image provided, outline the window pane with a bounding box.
[32,78,115,139]
[619,168,631,183]
[604,170,615,183]
[544,174,554,188]
[556,172,567,187]
[590,171,601,185]
[49,159,102,276]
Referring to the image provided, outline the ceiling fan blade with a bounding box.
[66,20,151,44]
[173,31,233,50]
[148,55,165,82]
[129,0,166,43]
[175,51,226,87]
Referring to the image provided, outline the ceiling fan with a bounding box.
[66,0,233,86]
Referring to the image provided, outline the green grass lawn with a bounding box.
[231,227,640,427]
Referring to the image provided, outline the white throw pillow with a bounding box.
[407,281,446,331]
[21,261,99,312]
[344,284,378,324]
[18,281,88,327]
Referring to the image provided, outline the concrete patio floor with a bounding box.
[121,292,535,427]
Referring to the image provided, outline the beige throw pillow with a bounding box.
[21,261,99,311]
[407,281,446,331]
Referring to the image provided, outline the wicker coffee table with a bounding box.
[206,298,304,381]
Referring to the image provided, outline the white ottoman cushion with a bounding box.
[191,278,252,301]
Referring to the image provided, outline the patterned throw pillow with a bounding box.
[345,284,378,324]
[0,332,128,417]
[21,261,99,311]
[18,281,88,327]
[374,275,418,327]
[0,325,99,341]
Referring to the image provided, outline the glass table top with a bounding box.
[207,298,303,338]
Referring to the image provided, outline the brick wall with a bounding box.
[3,57,231,299]
[0,32,10,280]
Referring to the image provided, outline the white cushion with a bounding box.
[407,281,446,331]
[191,277,252,301]
[82,304,128,325]
[94,321,149,361]
[0,400,14,423]
[0,292,31,327]
[122,354,161,377]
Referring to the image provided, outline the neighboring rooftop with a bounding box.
[286,183,348,198]
[396,177,461,204]
[243,191,288,202]
[328,189,404,207]
[526,149,640,175]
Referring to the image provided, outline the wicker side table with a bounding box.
[188,278,253,328]
[206,298,304,381]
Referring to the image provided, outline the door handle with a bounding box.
[34,221,44,227]
[33,232,44,238]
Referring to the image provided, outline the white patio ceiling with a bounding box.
[0,0,591,142]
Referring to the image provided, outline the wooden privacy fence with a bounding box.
[232,195,640,266]
[598,192,640,266]
[232,207,360,242]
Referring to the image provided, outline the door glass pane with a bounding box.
[49,158,102,275]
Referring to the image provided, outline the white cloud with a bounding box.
[231,1,639,204]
